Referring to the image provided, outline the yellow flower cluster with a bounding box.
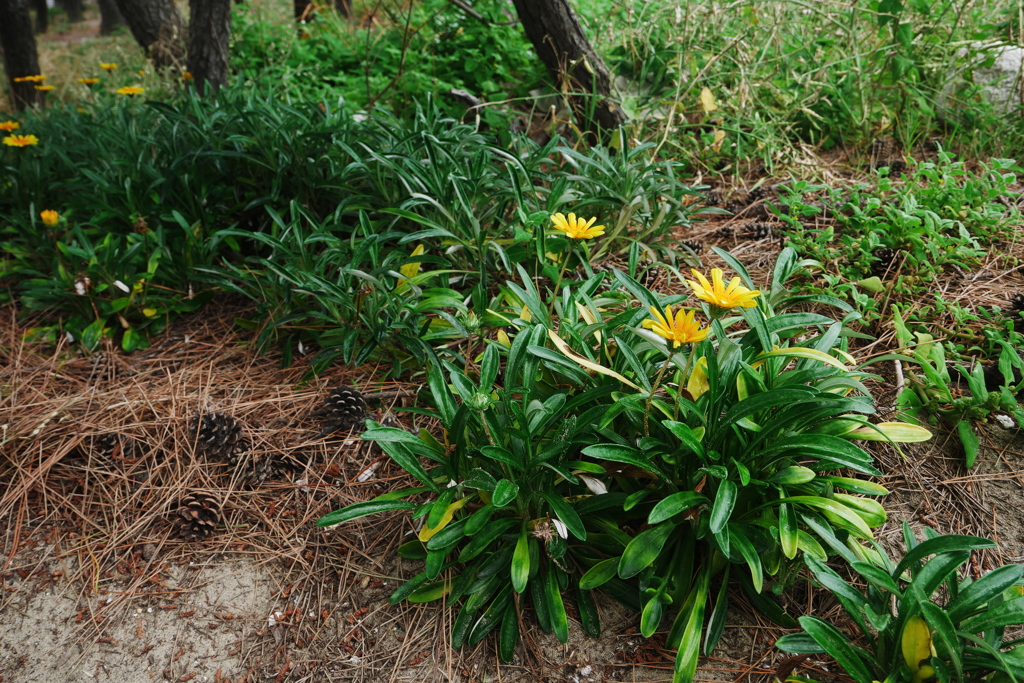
[40,210,60,227]
[116,86,145,96]
[0,121,19,133]
[641,269,762,347]
[13,75,46,83]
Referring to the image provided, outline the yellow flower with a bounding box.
[14,75,46,83]
[686,268,762,309]
[642,305,708,348]
[100,63,118,71]
[0,121,19,132]
[40,210,60,227]
[137,70,146,76]
[182,71,193,80]
[34,85,54,91]
[2,134,39,147]
[116,86,145,96]
[550,212,606,240]
[77,78,100,85]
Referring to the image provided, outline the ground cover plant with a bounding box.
[4,0,1024,681]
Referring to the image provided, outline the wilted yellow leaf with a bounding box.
[699,87,718,112]
[418,496,470,542]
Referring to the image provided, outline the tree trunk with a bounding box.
[58,0,84,22]
[113,0,186,69]
[0,0,44,110]
[98,0,126,35]
[335,0,349,18]
[33,0,48,33]
[508,0,625,135]
[187,0,231,94]
[293,0,309,21]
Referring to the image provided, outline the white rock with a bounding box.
[943,42,1024,115]
[995,414,1016,429]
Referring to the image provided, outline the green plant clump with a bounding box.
[777,525,1024,683]
[317,249,929,680]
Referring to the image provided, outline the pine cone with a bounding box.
[680,239,704,254]
[741,222,776,240]
[172,490,221,542]
[314,386,368,437]
[191,412,248,460]
[86,433,137,467]
[703,189,723,207]
[871,247,901,278]
[232,452,273,486]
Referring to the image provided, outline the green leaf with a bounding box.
[920,602,962,682]
[640,592,666,638]
[576,586,601,637]
[673,566,711,683]
[498,601,519,663]
[464,503,495,536]
[458,518,518,562]
[710,480,737,534]
[769,466,817,485]
[511,526,530,593]
[960,596,1024,633]
[704,565,730,655]
[492,479,520,508]
[619,522,677,579]
[407,580,452,603]
[540,491,586,540]
[946,564,1024,622]
[580,557,619,590]
[797,616,875,683]
[779,503,798,560]
[581,443,666,479]
[316,499,417,527]
[480,446,525,472]
[729,526,763,593]
[546,567,569,643]
[958,419,980,468]
[662,420,705,455]
[893,535,996,581]
[649,491,708,525]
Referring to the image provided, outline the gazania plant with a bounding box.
[318,246,928,677]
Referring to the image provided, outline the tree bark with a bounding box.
[508,0,625,135]
[98,0,126,35]
[113,0,186,69]
[335,0,349,18]
[0,0,44,110]
[58,0,84,22]
[187,0,231,94]
[33,0,48,33]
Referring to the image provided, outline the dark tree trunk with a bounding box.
[98,0,126,35]
[58,0,84,22]
[293,0,309,21]
[33,0,48,33]
[508,0,625,135]
[112,0,186,69]
[334,0,349,18]
[187,0,231,94]
[0,0,43,110]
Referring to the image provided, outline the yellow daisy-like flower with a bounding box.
[77,78,100,85]
[0,121,19,132]
[2,134,39,147]
[100,62,118,71]
[687,268,762,309]
[642,305,708,348]
[14,75,46,83]
[116,86,145,96]
[34,85,54,92]
[550,212,606,240]
[182,71,194,81]
[40,210,60,227]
